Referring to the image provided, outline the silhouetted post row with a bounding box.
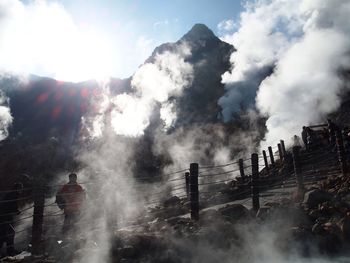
[251,153,260,212]
[262,150,269,173]
[239,159,245,180]
[185,172,190,200]
[292,146,304,192]
[278,143,283,161]
[31,181,45,255]
[336,130,348,177]
[189,163,199,220]
[268,146,275,166]
[280,140,286,157]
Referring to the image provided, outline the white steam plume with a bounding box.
[0,74,23,141]
[219,0,300,122]
[84,44,193,138]
[154,110,262,178]
[75,134,144,263]
[257,0,350,148]
[0,90,12,141]
[67,43,193,259]
[219,0,350,148]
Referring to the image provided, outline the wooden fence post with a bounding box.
[31,182,45,255]
[278,143,283,161]
[185,172,190,200]
[336,130,348,176]
[262,150,269,173]
[280,140,286,157]
[292,146,304,192]
[268,146,275,166]
[189,163,199,220]
[251,153,260,212]
[239,159,245,180]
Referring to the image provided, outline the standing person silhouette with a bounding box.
[327,119,338,149]
[301,126,308,150]
[0,182,23,256]
[56,173,85,235]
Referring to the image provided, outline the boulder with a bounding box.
[312,223,325,235]
[263,202,280,208]
[256,206,272,220]
[199,209,222,222]
[317,232,342,255]
[303,189,332,208]
[308,209,321,221]
[339,217,350,241]
[163,196,181,207]
[341,193,350,203]
[218,204,249,221]
[117,246,138,259]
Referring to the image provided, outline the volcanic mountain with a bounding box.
[1,24,233,143]
[0,24,235,186]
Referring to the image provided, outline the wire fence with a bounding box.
[0,132,348,254]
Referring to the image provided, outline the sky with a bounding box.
[0,0,243,81]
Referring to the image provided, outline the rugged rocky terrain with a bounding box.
[3,142,350,262]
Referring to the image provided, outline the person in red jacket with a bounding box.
[56,173,85,235]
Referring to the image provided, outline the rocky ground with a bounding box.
[108,181,350,262]
[2,148,350,262]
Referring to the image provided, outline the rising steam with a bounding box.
[0,90,12,141]
[83,43,193,137]
[74,44,194,261]
[219,0,350,147]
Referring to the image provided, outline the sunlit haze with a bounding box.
[0,0,242,82]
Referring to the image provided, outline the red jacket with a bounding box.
[57,183,85,214]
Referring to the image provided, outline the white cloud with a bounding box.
[153,19,169,28]
[217,19,236,32]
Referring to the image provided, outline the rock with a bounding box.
[148,218,167,232]
[303,189,333,208]
[118,246,138,259]
[182,201,191,208]
[317,232,342,255]
[218,204,249,221]
[315,217,328,224]
[337,187,349,197]
[341,193,350,203]
[339,217,350,241]
[279,198,293,205]
[308,209,321,221]
[290,226,312,242]
[263,202,280,207]
[199,209,222,222]
[323,222,341,234]
[256,206,271,220]
[208,183,228,191]
[165,217,191,227]
[318,202,335,216]
[312,223,325,235]
[163,196,181,207]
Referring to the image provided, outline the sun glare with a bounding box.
[54,30,116,82]
[0,1,116,83]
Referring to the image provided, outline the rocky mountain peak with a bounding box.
[181,23,216,42]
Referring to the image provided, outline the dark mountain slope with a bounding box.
[146,24,235,125]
